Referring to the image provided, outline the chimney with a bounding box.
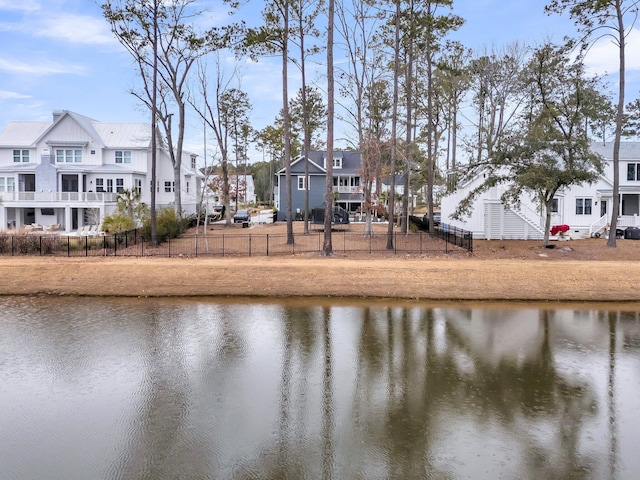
[53,110,64,123]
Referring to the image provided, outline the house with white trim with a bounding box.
[275,151,364,221]
[440,142,640,240]
[0,110,202,232]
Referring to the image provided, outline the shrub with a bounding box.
[14,235,39,254]
[0,234,9,254]
[140,206,186,243]
[41,235,63,255]
[102,213,136,234]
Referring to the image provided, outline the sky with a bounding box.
[1,0,639,165]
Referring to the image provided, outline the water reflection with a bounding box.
[1,298,639,479]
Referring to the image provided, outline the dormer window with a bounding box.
[191,155,197,169]
[324,157,343,169]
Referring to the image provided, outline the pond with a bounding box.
[1,297,639,479]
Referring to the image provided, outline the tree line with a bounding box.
[101,0,640,251]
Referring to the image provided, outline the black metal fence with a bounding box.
[0,227,473,258]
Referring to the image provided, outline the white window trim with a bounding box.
[297,175,307,190]
[323,157,343,169]
[115,150,132,164]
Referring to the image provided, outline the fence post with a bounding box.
[168,238,171,258]
[39,235,42,256]
[222,235,225,256]
[67,236,70,257]
[85,235,88,256]
[266,234,269,256]
[249,234,252,257]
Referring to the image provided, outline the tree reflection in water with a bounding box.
[1,298,639,480]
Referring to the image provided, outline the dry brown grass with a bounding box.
[2,220,640,302]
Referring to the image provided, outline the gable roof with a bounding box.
[0,121,50,147]
[0,110,152,150]
[277,150,362,175]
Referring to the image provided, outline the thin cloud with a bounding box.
[33,13,116,46]
[0,0,40,12]
[585,27,640,74]
[0,90,31,100]
[0,58,85,76]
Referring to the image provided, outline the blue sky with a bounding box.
[1,0,639,163]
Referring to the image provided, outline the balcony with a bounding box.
[332,186,362,194]
[2,191,119,204]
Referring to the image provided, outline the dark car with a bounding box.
[233,209,250,223]
[423,211,441,226]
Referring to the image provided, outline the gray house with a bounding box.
[275,150,364,221]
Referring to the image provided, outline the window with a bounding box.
[186,181,190,193]
[0,177,15,192]
[116,178,124,193]
[115,150,131,164]
[297,176,307,190]
[55,148,82,163]
[95,178,104,192]
[191,156,197,169]
[135,179,142,195]
[576,198,592,215]
[13,150,29,163]
[107,179,113,193]
[165,181,174,192]
[551,198,559,213]
[324,157,343,169]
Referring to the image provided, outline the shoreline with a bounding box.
[3,256,640,303]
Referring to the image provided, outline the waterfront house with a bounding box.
[0,110,201,232]
[440,142,640,240]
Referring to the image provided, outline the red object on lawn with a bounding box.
[551,224,570,236]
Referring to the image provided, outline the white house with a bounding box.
[0,110,202,232]
[206,174,257,208]
[440,142,640,240]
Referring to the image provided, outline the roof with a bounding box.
[0,110,152,149]
[0,122,50,147]
[278,150,362,175]
[591,141,640,160]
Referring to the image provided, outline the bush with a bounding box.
[14,235,39,254]
[140,206,186,243]
[0,234,9,254]
[102,213,136,234]
[41,235,63,255]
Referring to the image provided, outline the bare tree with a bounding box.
[102,0,237,221]
[335,0,388,236]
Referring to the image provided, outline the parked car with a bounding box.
[423,211,441,226]
[233,209,250,223]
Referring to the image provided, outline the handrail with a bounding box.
[2,191,119,203]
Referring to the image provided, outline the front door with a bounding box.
[600,199,607,218]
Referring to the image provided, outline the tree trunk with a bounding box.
[323,0,335,255]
